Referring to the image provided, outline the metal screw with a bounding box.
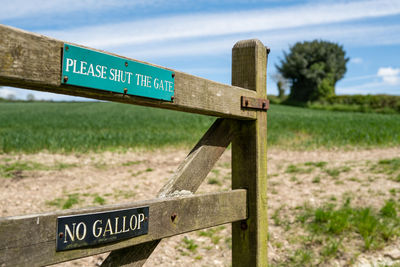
[65,46,69,51]
[125,62,128,67]
[59,232,64,239]
[245,100,249,106]
[63,76,68,83]
[240,221,248,230]
[124,88,128,94]
[145,217,148,221]
[172,73,175,78]
[262,102,266,109]
[171,96,175,101]
[266,47,271,54]
[171,213,177,222]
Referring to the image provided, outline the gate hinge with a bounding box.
[241,96,270,111]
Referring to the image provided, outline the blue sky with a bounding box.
[0,0,399,100]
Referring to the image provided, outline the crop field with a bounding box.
[0,102,399,153]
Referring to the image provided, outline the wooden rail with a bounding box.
[0,24,257,119]
[0,190,247,266]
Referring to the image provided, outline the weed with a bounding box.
[145,168,153,172]
[208,178,221,186]
[289,248,313,266]
[182,237,198,253]
[54,162,78,170]
[93,194,106,205]
[211,169,220,175]
[305,161,327,168]
[47,193,81,209]
[0,161,44,178]
[122,161,141,166]
[312,176,321,183]
[321,238,341,259]
[389,188,397,196]
[286,164,312,174]
[298,198,400,251]
[225,237,232,249]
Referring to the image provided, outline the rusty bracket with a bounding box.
[241,96,270,111]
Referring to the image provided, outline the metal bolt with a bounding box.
[124,88,128,94]
[262,102,266,109]
[266,47,271,54]
[59,232,64,239]
[171,96,175,101]
[245,100,249,106]
[171,213,177,222]
[172,73,175,78]
[145,217,148,221]
[63,76,68,83]
[125,62,128,67]
[65,46,69,51]
[240,221,248,230]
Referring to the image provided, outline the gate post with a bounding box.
[231,39,268,266]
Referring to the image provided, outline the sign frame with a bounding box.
[56,206,149,251]
[61,44,175,101]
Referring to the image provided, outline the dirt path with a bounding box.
[1,147,400,266]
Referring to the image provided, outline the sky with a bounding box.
[0,0,399,101]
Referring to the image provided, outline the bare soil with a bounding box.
[1,147,400,266]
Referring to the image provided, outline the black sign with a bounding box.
[56,207,149,251]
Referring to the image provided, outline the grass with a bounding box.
[0,159,78,178]
[298,199,400,251]
[273,199,400,266]
[47,193,81,209]
[0,102,399,153]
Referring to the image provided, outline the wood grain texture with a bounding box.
[231,39,268,267]
[102,118,233,266]
[0,24,256,119]
[158,118,233,197]
[0,190,246,267]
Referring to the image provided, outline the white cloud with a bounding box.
[41,0,400,49]
[350,58,363,64]
[337,81,400,95]
[377,67,400,85]
[0,0,156,21]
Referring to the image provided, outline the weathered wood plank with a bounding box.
[0,190,246,267]
[102,118,233,266]
[158,118,233,196]
[0,24,256,119]
[231,39,268,266]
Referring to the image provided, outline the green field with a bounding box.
[0,102,399,153]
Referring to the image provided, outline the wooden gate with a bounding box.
[0,24,269,266]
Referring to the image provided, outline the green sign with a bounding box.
[61,44,174,101]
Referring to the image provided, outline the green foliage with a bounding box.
[299,199,400,250]
[267,104,400,149]
[93,194,106,205]
[47,193,81,209]
[0,102,214,153]
[182,237,198,253]
[310,94,400,114]
[276,40,349,102]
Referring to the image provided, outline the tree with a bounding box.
[26,93,35,101]
[276,40,349,102]
[270,73,289,99]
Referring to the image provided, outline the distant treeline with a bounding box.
[270,94,400,114]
